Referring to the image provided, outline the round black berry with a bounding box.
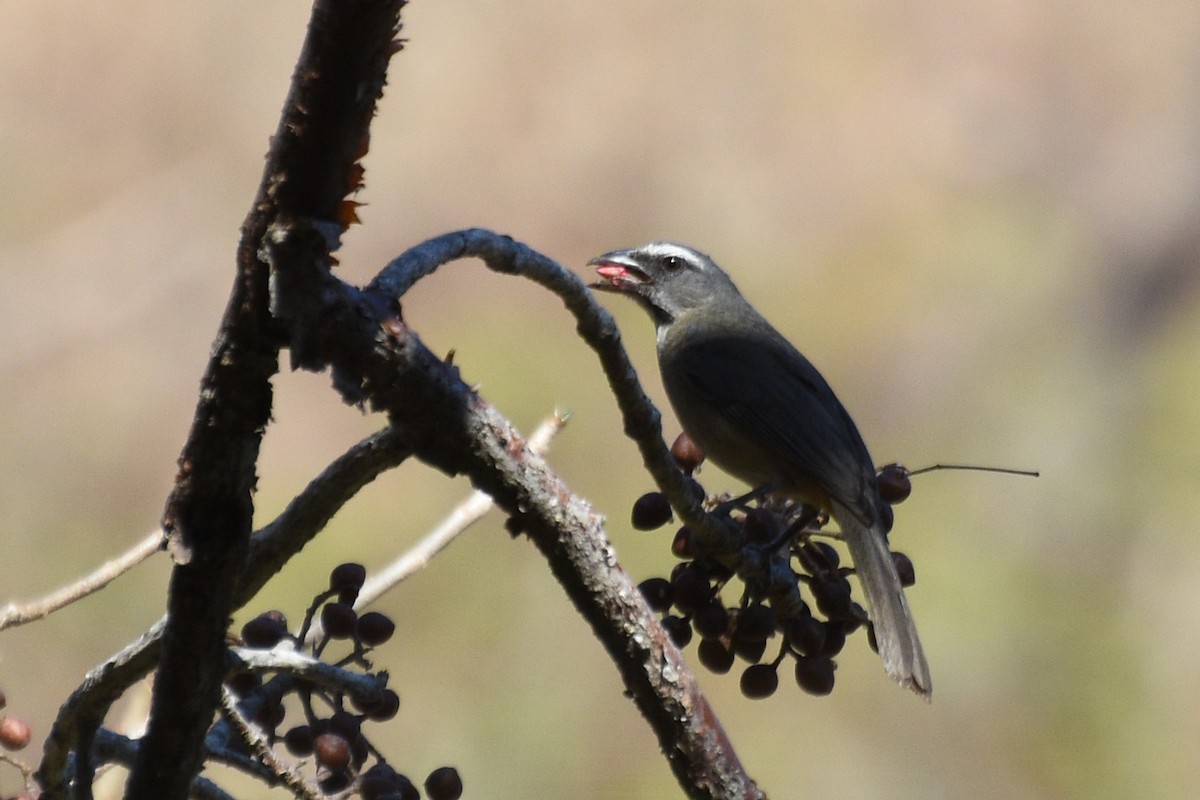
[425,766,464,800]
[638,577,674,612]
[794,655,836,696]
[692,601,730,640]
[661,615,693,648]
[876,463,912,504]
[357,611,396,646]
[241,612,288,649]
[631,492,673,530]
[784,614,826,657]
[734,604,777,642]
[739,663,779,699]
[892,551,916,587]
[697,638,736,674]
[330,562,367,593]
[321,602,358,639]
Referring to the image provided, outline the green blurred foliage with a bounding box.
[2,1,1199,798]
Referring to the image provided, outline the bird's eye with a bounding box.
[661,255,685,272]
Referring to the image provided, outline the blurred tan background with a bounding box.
[3,1,1200,797]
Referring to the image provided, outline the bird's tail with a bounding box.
[832,499,932,699]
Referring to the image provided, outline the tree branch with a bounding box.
[126,2,407,798]
[265,224,764,800]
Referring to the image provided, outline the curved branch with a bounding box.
[242,426,413,606]
[368,229,805,619]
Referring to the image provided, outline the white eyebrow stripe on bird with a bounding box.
[641,242,710,264]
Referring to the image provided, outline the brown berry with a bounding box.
[351,733,370,768]
[671,527,695,558]
[812,577,854,620]
[670,432,705,474]
[314,732,352,771]
[876,463,912,504]
[0,716,32,751]
[821,621,847,656]
[253,699,285,730]
[799,541,840,573]
[394,775,421,800]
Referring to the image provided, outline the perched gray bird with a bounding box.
[590,241,931,698]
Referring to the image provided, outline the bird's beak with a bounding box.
[588,250,649,294]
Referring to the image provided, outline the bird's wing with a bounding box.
[673,333,877,515]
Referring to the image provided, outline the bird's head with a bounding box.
[588,242,739,326]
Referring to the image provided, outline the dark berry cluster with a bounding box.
[228,563,462,799]
[633,435,919,699]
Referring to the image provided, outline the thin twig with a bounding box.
[0,751,35,796]
[0,530,162,631]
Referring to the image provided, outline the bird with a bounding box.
[589,241,931,698]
